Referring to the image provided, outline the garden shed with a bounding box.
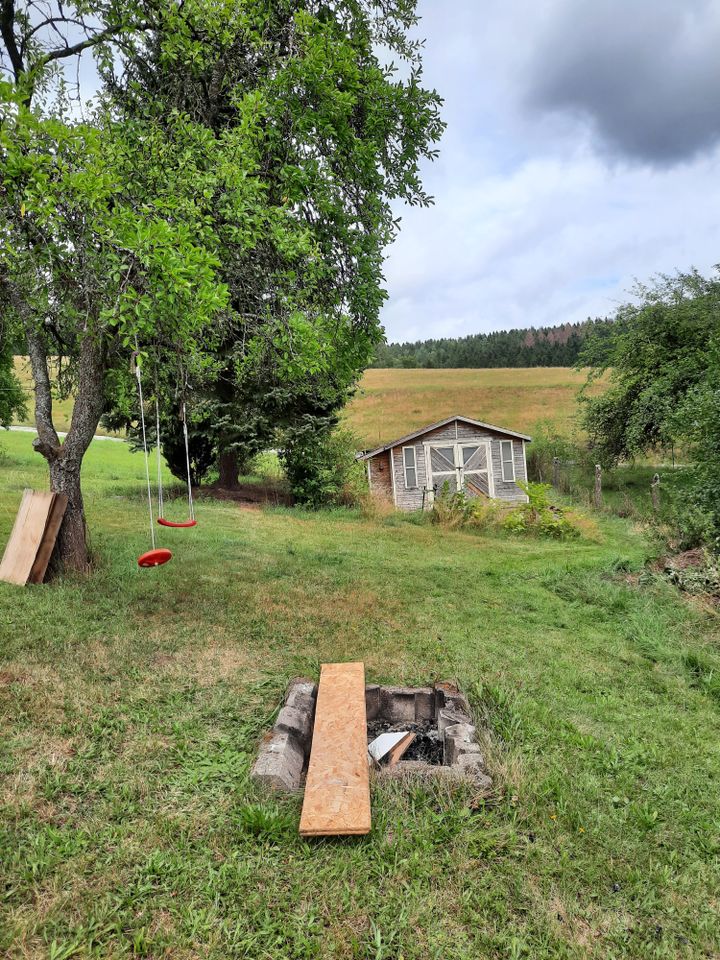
[360,415,531,511]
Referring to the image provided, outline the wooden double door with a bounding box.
[424,440,494,500]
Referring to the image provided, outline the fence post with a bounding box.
[552,457,560,488]
[593,464,602,509]
[651,473,660,513]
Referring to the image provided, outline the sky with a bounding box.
[381,0,720,344]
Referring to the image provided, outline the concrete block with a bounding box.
[251,731,305,791]
[443,722,480,766]
[365,684,381,721]
[380,687,417,722]
[437,707,470,733]
[285,678,317,711]
[435,681,470,715]
[276,705,312,745]
[455,755,492,789]
[414,687,437,721]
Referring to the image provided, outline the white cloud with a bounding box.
[382,0,720,343]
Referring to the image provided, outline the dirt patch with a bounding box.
[198,482,292,507]
[152,643,261,687]
[0,669,25,686]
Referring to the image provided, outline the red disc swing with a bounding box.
[133,349,173,568]
[155,397,197,528]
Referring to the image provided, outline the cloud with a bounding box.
[526,0,720,165]
[380,0,720,344]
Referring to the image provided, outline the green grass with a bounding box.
[1,430,720,959]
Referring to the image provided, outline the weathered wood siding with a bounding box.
[384,418,528,511]
[367,451,393,501]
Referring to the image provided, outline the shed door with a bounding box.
[459,443,491,498]
[426,441,493,499]
[428,445,459,495]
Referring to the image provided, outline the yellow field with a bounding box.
[12,358,604,446]
[343,367,605,447]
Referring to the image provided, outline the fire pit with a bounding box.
[252,678,491,792]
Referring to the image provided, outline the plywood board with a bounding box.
[299,662,371,837]
[28,494,68,584]
[0,490,56,586]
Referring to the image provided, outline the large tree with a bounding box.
[579,269,720,465]
[102,0,444,488]
[1,0,442,568]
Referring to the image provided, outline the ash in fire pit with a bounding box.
[252,679,491,792]
[367,719,444,765]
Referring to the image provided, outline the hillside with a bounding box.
[344,367,605,448]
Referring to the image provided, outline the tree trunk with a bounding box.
[47,457,89,574]
[218,449,240,488]
[25,321,106,575]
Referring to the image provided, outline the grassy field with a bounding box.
[12,361,604,445]
[343,368,606,448]
[1,430,719,959]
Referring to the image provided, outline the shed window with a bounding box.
[500,440,515,482]
[403,447,418,488]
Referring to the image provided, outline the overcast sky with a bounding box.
[381,0,720,343]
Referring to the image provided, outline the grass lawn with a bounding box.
[343,368,607,448]
[1,430,719,959]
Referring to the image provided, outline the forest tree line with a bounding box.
[372,318,614,368]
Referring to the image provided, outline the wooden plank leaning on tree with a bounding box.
[0,490,56,586]
[28,494,68,584]
[299,661,371,837]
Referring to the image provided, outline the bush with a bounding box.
[525,422,586,485]
[281,420,366,508]
[503,482,580,540]
[431,483,502,531]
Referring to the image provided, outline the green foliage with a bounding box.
[280,420,366,508]
[371,318,611,368]
[431,484,501,531]
[0,342,26,427]
[580,269,719,465]
[503,482,580,540]
[525,421,586,485]
[101,0,445,474]
[580,269,720,545]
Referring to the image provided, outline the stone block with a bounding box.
[443,722,480,766]
[251,731,305,791]
[414,687,437,721]
[285,678,317,711]
[435,681,470,715]
[437,707,470,733]
[455,755,492,789]
[365,684,381,721]
[380,686,417,722]
[276,705,312,745]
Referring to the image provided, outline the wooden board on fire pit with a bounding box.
[299,661,371,837]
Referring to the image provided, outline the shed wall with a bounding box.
[367,451,393,501]
[385,419,528,511]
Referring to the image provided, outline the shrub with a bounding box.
[281,421,366,508]
[431,484,503,531]
[503,482,580,540]
[525,422,586,486]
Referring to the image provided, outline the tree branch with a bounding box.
[1,0,24,79]
[25,323,61,458]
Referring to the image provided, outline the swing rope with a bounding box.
[133,346,156,551]
[155,396,165,520]
[182,401,195,521]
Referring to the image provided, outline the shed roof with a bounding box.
[359,416,532,460]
